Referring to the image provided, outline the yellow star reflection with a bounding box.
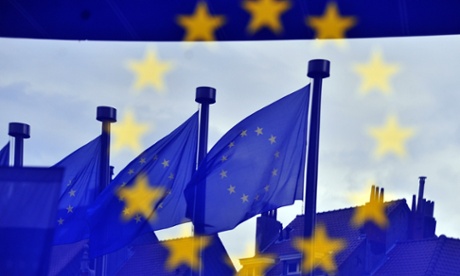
[293,224,346,273]
[163,235,211,271]
[243,0,291,34]
[176,2,225,41]
[368,115,415,159]
[128,49,174,93]
[239,253,277,275]
[306,2,356,43]
[117,174,165,221]
[112,110,149,153]
[352,199,389,229]
[354,49,401,95]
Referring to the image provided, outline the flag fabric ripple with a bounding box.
[186,85,310,234]
[88,112,198,257]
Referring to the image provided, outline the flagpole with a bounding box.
[194,86,216,276]
[8,122,30,167]
[96,106,117,192]
[194,86,216,234]
[303,59,330,275]
[95,106,117,276]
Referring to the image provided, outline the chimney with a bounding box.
[255,210,282,253]
[409,176,436,240]
[363,186,386,255]
[417,176,426,214]
[370,185,376,202]
[411,194,416,212]
[361,185,387,274]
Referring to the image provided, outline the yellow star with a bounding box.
[352,200,388,229]
[112,110,149,153]
[243,0,291,34]
[162,159,170,168]
[66,205,74,213]
[69,189,76,197]
[255,127,263,135]
[228,185,236,194]
[176,2,225,41]
[163,235,211,271]
[354,49,401,94]
[239,253,277,275]
[368,115,415,159]
[117,174,165,221]
[293,224,346,273]
[306,2,356,40]
[128,49,174,93]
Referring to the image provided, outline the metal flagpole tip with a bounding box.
[8,122,30,139]
[307,59,331,79]
[195,86,216,104]
[96,106,117,122]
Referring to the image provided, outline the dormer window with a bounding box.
[284,259,300,275]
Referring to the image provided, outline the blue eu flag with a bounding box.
[88,112,198,257]
[0,142,9,166]
[186,85,310,234]
[52,136,101,244]
[0,167,63,275]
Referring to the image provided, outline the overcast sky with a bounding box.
[1,35,460,267]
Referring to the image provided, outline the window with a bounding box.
[284,260,300,275]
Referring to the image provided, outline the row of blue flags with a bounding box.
[1,83,311,270]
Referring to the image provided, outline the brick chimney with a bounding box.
[255,210,282,253]
[362,185,387,255]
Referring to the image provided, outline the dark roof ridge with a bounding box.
[384,234,460,247]
[392,236,440,245]
[283,199,407,230]
[315,198,407,215]
[159,236,193,243]
[425,235,447,275]
[158,234,223,243]
[437,234,460,241]
[390,234,460,244]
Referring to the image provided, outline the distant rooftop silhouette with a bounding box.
[238,177,449,275]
